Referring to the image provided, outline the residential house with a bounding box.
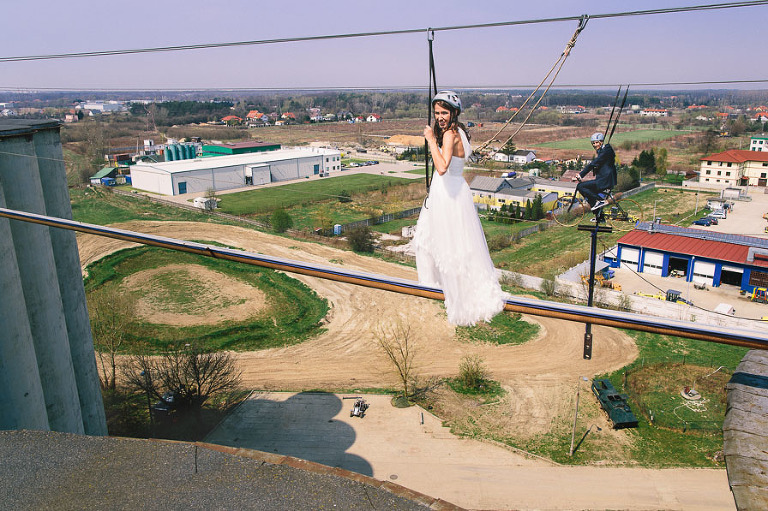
[469,175,564,211]
[639,108,669,117]
[511,150,536,165]
[221,115,242,125]
[751,135,768,152]
[699,149,768,187]
[495,188,558,212]
[367,114,381,123]
[468,176,514,210]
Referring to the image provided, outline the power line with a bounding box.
[4,79,768,93]
[1,1,767,63]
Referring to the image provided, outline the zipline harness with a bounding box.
[473,14,590,160]
[425,29,438,194]
[605,84,630,144]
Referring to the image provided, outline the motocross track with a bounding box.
[78,220,638,433]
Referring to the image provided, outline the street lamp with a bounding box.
[569,376,590,457]
[653,199,663,222]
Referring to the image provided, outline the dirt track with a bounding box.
[78,220,638,432]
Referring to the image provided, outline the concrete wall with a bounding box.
[0,120,107,435]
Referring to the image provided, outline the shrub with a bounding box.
[347,225,375,253]
[270,209,293,233]
[540,278,557,297]
[486,234,511,252]
[457,354,488,390]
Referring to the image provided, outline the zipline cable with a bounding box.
[6,78,768,91]
[2,1,767,63]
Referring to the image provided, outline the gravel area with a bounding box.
[0,430,452,511]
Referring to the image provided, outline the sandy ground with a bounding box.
[78,221,738,510]
[78,220,636,430]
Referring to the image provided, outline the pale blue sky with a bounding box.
[2,1,767,91]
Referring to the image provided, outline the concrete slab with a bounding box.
[205,392,736,510]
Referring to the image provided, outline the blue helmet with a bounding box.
[590,132,605,142]
[432,90,462,113]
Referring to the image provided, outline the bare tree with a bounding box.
[123,344,242,417]
[204,187,217,210]
[375,322,418,399]
[88,286,138,390]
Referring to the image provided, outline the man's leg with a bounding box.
[576,180,600,208]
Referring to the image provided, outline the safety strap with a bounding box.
[606,85,629,144]
[603,86,623,140]
[474,15,589,159]
[425,29,437,193]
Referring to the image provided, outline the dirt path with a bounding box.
[78,220,637,432]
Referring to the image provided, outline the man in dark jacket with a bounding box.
[573,132,618,211]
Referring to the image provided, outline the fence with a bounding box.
[324,206,422,235]
[111,188,269,230]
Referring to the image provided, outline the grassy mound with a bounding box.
[85,246,329,353]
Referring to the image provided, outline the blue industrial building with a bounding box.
[606,222,768,293]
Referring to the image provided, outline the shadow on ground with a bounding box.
[205,391,373,476]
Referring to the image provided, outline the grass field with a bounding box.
[216,173,413,215]
[533,129,692,151]
[71,187,225,226]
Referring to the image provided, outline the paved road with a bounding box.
[205,392,735,511]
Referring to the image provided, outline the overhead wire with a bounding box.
[1,1,767,63]
[4,78,768,92]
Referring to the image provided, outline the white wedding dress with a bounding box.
[413,129,507,326]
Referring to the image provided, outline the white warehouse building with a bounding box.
[129,147,341,196]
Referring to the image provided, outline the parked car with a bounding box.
[151,391,181,418]
[705,216,718,225]
[591,379,638,429]
[692,218,712,226]
[710,209,727,219]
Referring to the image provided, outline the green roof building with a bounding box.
[202,141,280,157]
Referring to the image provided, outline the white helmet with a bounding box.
[590,132,605,142]
[432,90,462,113]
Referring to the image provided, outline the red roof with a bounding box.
[700,149,768,163]
[617,229,768,268]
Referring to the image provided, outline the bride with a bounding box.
[412,91,507,326]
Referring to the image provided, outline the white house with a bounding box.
[639,108,669,117]
[367,114,381,123]
[511,150,536,165]
[493,149,536,164]
[750,135,768,152]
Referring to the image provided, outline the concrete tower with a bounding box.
[0,119,107,435]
